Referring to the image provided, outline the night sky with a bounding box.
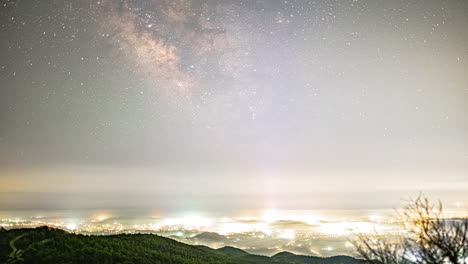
[1,0,468,212]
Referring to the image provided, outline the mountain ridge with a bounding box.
[0,226,364,264]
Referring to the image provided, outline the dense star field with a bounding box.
[2,0,468,211]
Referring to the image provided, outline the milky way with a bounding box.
[99,0,255,101]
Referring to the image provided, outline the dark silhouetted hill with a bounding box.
[0,227,365,264]
[191,231,229,242]
[272,251,364,264]
[217,246,250,258]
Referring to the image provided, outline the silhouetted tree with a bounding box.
[352,195,468,264]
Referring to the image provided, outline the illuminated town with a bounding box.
[1,209,404,256]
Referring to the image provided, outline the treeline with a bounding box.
[0,226,364,264]
[0,226,239,264]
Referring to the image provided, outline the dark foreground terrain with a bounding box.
[0,227,364,264]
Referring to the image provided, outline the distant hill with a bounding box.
[190,231,229,243]
[0,227,365,264]
[216,246,250,258]
[271,251,365,264]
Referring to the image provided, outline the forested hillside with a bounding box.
[0,227,363,264]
